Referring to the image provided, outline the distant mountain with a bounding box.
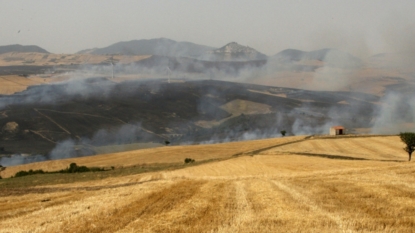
[0,44,49,55]
[77,38,215,58]
[273,49,306,61]
[133,55,267,74]
[274,48,362,68]
[203,42,267,61]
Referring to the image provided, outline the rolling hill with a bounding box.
[273,48,362,68]
[0,44,49,55]
[202,42,268,61]
[77,38,215,58]
[0,79,378,159]
[78,39,269,62]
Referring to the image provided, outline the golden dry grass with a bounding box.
[196,99,273,128]
[0,136,305,178]
[251,66,415,96]
[219,99,272,116]
[1,135,415,232]
[262,136,405,161]
[0,75,43,94]
[0,52,150,66]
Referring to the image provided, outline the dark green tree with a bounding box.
[399,132,415,161]
[280,130,287,137]
[165,140,170,146]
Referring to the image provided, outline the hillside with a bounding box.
[77,38,215,58]
[203,42,268,61]
[0,44,49,55]
[0,135,414,232]
[0,52,149,67]
[273,48,362,68]
[0,79,378,158]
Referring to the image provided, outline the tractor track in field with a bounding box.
[34,108,71,135]
[271,180,351,233]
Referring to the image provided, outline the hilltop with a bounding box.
[0,44,49,55]
[203,42,268,61]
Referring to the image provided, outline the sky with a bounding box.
[1,0,415,57]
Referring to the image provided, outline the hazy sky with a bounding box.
[1,0,415,57]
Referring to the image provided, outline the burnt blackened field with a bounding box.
[0,78,378,157]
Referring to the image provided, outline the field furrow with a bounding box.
[1,135,414,232]
[0,180,172,233]
[263,136,407,161]
[0,191,88,220]
[271,180,347,232]
[54,180,205,233]
[288,169,415,232]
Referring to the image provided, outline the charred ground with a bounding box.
[0,77,379,158]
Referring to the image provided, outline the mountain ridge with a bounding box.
[77,38,215,58]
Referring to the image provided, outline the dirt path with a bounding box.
[35,109,124,123]
[33,108,71,135]
[29,130,56,144]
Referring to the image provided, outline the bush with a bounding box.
[12,163,105,178]
[59,163,104,173]
[280,130,287,136]
[184,158,195,164]
[14,169,45,178]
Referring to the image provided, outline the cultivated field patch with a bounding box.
[1,135,414,232]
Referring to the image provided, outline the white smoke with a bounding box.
[371,92,415,134]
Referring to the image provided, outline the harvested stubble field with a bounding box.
[0,75,47,95]
[1,135,415,233]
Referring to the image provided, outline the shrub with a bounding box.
[13,163,105,178]
[14,169,45,178]
[184,158,195,164]
[281,130,287,136]
[59,163,104,173]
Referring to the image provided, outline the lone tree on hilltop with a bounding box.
[280,130,287,137]
[399,132,415,161]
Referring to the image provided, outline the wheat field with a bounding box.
[1,135,415,232]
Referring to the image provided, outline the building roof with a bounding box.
[331,126,345,129]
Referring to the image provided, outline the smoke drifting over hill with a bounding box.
[0,122,146,166]
[1,38,415,166]
[371,92,415,134]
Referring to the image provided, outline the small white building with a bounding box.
[330,126,345,135]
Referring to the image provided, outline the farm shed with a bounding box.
[330,126,345,135]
